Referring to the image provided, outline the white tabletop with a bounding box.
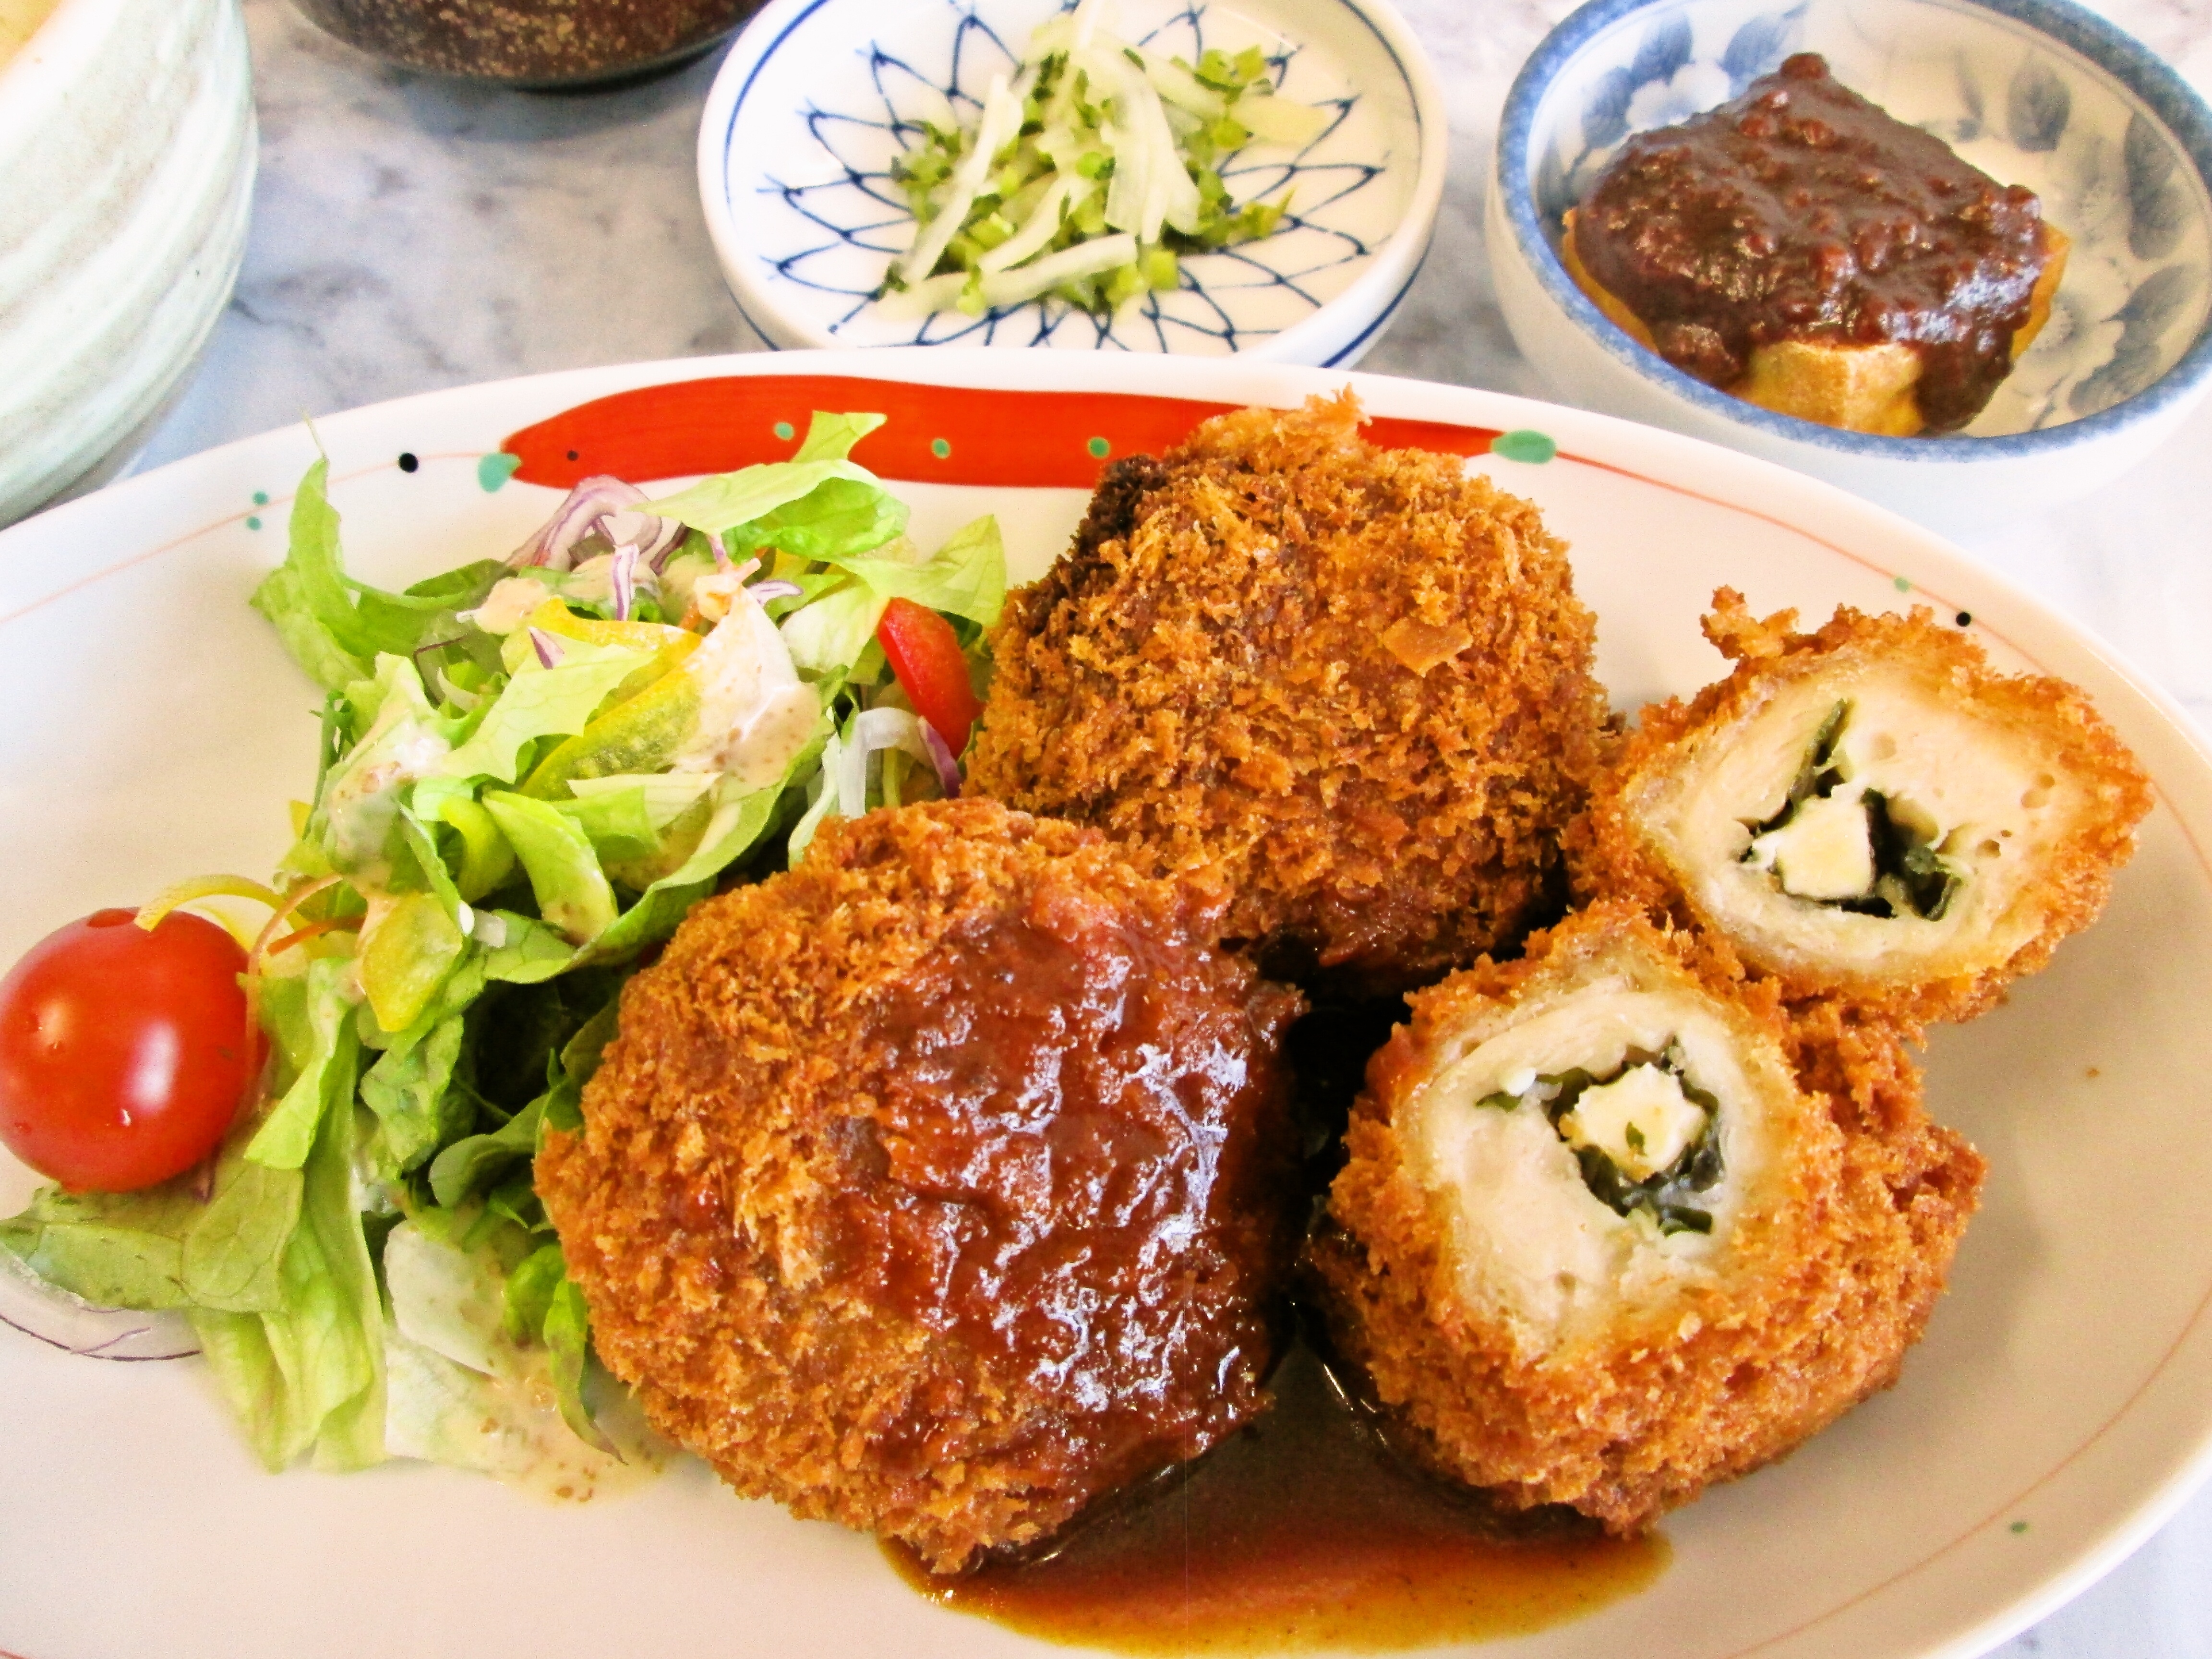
[136,3,2212,1654]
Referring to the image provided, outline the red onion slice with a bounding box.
[0,1252,198,1362]
[920,721,963,797]
[746,579,803,605]
[529,627,564,668]
[637,515,685,571]
[610,543,639,623]
[511,477,681,574]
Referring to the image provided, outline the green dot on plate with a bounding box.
[252,490,269,506]
[774,421,795,442]
[245,515,262,531]
[478,452,523,493]
[1489,429,1557,465]
[2010,1520,2029,1534]
[1087,436,1111,458]
[1893,575,1913,592]
[931,437,952,458]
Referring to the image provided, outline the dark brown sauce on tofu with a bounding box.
[1573,52,2050,430]
[884,1343,1669,1653]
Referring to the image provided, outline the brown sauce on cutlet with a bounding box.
[882,1001,1668,1652]
[884,1342,1668,1652]
[1573,52,2050,430]
[843,893,1303,1497]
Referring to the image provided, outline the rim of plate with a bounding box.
[6,348,2212,1659]
[1494,0,2212,462]
[694,0,1448,359]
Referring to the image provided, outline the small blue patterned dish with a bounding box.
[1489,0,2212,530]
[697,0,1443,365]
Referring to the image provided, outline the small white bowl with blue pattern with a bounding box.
[697,0,1444,365]
[1489,0,2212,530]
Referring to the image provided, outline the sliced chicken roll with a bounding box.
[1308,903,1981,1531]
[1575,590,2152,1021]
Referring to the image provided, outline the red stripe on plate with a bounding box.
[500,375,1504,489]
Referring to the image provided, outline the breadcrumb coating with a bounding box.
[1308,903,1981,1530]
[537,799,1303,1571]
[1569,589,2152,1022]
[967,393,1609,994]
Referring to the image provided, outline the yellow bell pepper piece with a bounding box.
[523,598,691,656]
[519,666,704,801]
[359,890,468,1034]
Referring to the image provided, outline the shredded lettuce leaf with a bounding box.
[251,458,501,694]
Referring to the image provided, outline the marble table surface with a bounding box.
[129,1,2212,1654]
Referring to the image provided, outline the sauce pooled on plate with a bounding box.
[886,1341,1667,1653]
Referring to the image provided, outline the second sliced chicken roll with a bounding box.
[1308,902,1981,1530]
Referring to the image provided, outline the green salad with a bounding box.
[0,412,1003,1486]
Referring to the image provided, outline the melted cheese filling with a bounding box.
[1409,980,1779,1349]
[1559,1063,1707,1181]
[1652,666,2080,976]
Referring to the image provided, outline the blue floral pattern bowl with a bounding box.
[698,0,1444,364]
[1489,0,2212,528]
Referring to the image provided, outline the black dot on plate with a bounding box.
[1956,611,1973,627]
[397,452,419,473]
[567,449,580,462]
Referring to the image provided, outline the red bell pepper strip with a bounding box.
[876,597,983,753]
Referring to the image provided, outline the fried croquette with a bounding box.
[535,798,1304,1572]
[1570,589,2152,1022]
[1307,902,1982,1531]
[966,392,1609,994]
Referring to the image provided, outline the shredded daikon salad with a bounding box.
[881,0,1332,318]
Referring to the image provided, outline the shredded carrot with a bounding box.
[262,917,359,959]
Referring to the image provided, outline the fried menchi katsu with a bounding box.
[1571,591,2152,1022]
[1565,53,2068,435]
[1307,903,1981,1531]
[536,799,1304,1572]
[967,393,1608,994]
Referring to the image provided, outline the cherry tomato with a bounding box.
[877,597,984,752]
[0,908,263,1192]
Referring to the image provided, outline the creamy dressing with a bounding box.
[668,591,819,786]
[1408,978,1782,1351]
[0,0,59,71]
[382,1223,668,1503]
[1650,664,2079,979]
[320,715,453,886]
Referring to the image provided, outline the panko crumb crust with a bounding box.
[537,798,1304,1572]
[1308,903,1983,1531]
[1569,588,2153,1022]
[967,391,1609,995]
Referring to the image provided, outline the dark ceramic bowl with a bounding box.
[292,0,766,89]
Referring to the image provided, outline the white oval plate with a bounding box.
[2,349,2210,1659]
